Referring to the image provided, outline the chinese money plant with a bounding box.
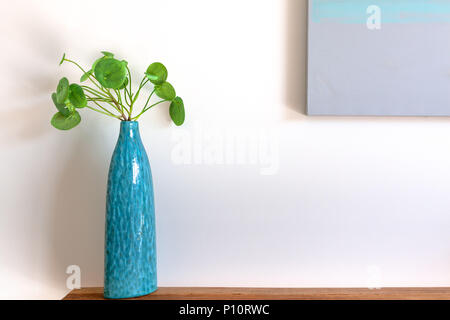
[50,51,185,130]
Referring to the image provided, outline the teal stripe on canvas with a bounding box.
[311,0,450,24]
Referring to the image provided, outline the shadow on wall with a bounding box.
[0,15,60,142]
[49,128,106,292]
[1,3,107,296]
[285,0,308,116]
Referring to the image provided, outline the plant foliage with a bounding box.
[50,52,186,130]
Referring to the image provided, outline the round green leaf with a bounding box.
[145,62,168,85]
[169,97,185,126]
[94,58,127,89]
[59,53,66,66]
[155,82,176,100]
[118,77,129,90]
[68,84,87,108]
[80,70,93,82]
[92,55,113,73]
[56,77,69,104]
[51,93,70,116]
[101,51,114,57]
[51,111,81,130]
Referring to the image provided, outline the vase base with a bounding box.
[104,287,158,299]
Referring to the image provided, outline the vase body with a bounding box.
[104,121,157,299]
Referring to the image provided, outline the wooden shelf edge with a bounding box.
[63,287,450,300]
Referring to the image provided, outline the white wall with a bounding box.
[1,0,450,299]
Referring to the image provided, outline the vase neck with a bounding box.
[119,121,141,140]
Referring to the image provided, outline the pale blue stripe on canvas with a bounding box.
[311,0,450,24]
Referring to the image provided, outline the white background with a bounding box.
[1,0,450,299]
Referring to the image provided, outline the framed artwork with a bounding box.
[308,0,450,116]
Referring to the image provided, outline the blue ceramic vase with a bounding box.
[104,121,157,299]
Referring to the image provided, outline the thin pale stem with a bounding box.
[90,100,120,117]
[124,87,132,107]
[85,92,119,113]
[63,58,105,93]
[114,89,127,114]
[132,100,167,120]
[115,89,122,105]
[126,66,133,98]
[143,89,155,109]
[131,77,149,105]
[86,106,121,119]
[129,76,148,118]
[106,89,128,120]
[63,56,130,121]
[82,86,110,99]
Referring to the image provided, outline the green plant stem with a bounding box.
[63,57,128,120]
[82,85,125,119]
[124,87,132,106]
[85,93,124,120]
[106,89,128,120]
[87,96,110,101]
[129,76,145,116]
[143,89,155,109]
[144,99,166,113]
[82,86,110,99]
[133,88,155,119]
[114,89,129,114]
[115,89,122,105]
[126,66,133,99]
[84,90,120,113]
[132,100,167,120]
[121,102,130,115]
[118,90,131,114]
[89,100,121,117]
[126,66,135,119]
[87,98,110,102]
[63,58,105,93]
[86,105,121,119]
[133,78,149,104]
[129,77,149,118]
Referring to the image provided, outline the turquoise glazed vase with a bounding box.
[104,121,157,299]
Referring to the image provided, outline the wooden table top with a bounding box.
[63,287,450,300]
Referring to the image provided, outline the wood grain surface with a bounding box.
[63,287,450,300]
